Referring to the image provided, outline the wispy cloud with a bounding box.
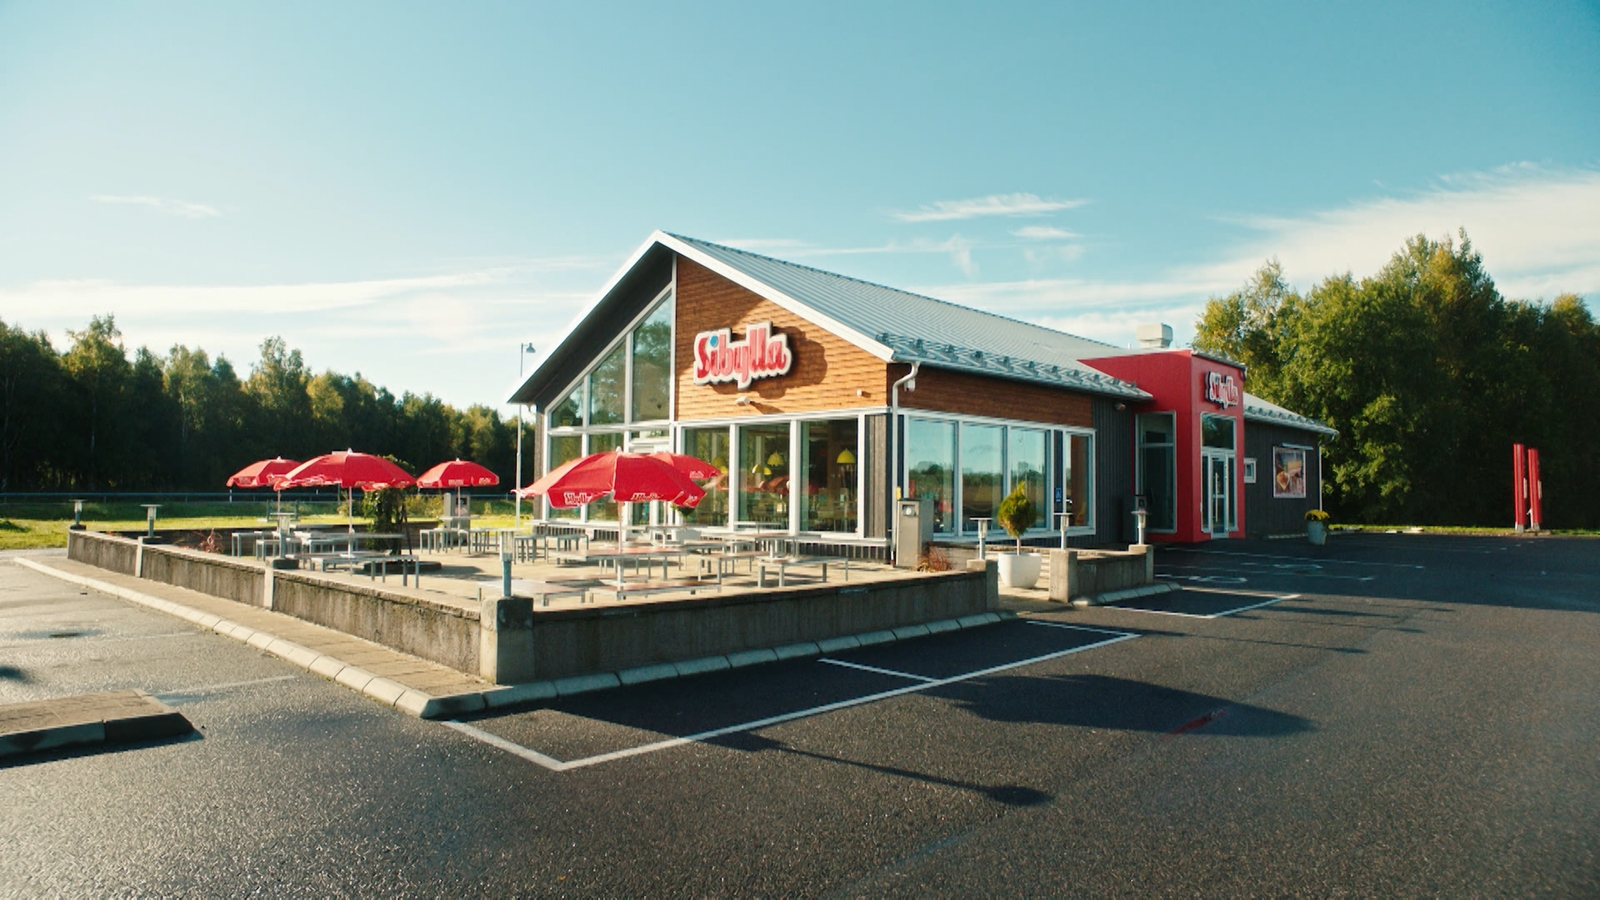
[891,192,1088,223]
[88,194,222,219]
[718,235,978,275]
[1197,163,1600,302]
[912,163,1600,349]
[1011,225,1080,240]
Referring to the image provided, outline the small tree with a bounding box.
[995,483,1036,554]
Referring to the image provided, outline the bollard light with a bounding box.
[1134,507,1148,545]
[70,499,85,530]
[142,504,160,539]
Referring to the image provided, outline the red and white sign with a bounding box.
[1203,371,1241,408]
[693,322,793,390]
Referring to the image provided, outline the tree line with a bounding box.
[1195,231,1600,529]
[0,315,531,493]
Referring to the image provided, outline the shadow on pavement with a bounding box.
[708,730,1053,807]
[940,673,1315,738]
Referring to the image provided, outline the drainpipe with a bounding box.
[888,362,920,563]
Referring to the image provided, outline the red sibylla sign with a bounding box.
[693,322,793,389]
[1203,370,1241,408]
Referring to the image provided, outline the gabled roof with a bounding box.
[1244,392,1338,437]
[659,233,1152,400]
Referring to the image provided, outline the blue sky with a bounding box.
[2,1,1597,410]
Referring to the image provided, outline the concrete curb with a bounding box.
[0,690,193,760]
[1070,581,1181,608]
[17,558,1014,716]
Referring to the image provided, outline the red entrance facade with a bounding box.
[1082,349,1247,543]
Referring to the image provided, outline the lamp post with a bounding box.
[514,342,537,528]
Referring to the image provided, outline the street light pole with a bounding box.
[514,343,537,528]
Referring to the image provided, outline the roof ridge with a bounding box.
[666,232,1127,353]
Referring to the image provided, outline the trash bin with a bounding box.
[894,498,933,568]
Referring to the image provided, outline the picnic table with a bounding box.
[547,544,691,589]
[755,555,850,588]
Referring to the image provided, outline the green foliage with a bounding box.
[996,482,1035,549]
[1196,230,1600,528]
[0,320,530,494]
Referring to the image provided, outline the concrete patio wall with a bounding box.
[1048,546,1155,602]
[67,529,999,686]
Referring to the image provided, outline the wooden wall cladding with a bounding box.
[891,363,1095,428]
[675,257,889,420]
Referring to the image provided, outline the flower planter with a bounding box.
[1307,521,1327,546]
[997,552,1042,589]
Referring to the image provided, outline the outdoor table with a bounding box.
[469,527,519,554]
[231,530,272,557]
[756,555,849,588]
[547,545,689,589]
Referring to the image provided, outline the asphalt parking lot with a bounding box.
[2,534,1597,897]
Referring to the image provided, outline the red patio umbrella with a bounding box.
[225,457,301,489]
[416,459,500,488]
[280,450,416,531]
[515,451,705,508]
[416,459,500,519]
[645,451,722,481]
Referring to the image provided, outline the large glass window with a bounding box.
[906,418,956,534]
[1202,414,1236,450]
[738,423,790,527]
[1008,428,1048,529]
[587,432,623,522]
[680,427,730,527]
[588,343,627,426]
[960,424,1004,533]
[630,300,672,422]
[801,419,859,533]
[1138,413,1177,532]
[1064,433,1093,527]
[546,434,583,519]
[550,385,583,429]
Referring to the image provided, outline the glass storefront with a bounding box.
[587,432,623,522]
[906,418,956,534]
[1009,428,1047,529]
[547,434,583,520]
[738,422,790,527]
[960,424,1004,532]
[680,426,730,526]
[1137,413,1176,532]
[904,414,1092,537]
[800,419,859,533]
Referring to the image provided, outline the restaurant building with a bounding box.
[508,232,1334,555]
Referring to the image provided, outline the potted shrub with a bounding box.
[995,483,1042,589]
[1305,508,1330,546]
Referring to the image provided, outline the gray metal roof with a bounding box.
[1243,392,1338,437]
[666,233,1152,401]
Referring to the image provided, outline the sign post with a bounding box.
[1513,443,1526,532]
[1527,448,1543,532]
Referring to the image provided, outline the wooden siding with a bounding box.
[891,364,1094,429]
[865,413,888,538]
[675,258,889,420]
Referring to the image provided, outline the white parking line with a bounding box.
[1180,549,1424,570]
[155,673,299,700]
[819,658,937,682]
[1111,592,1302,620]
[446,625,1139,773]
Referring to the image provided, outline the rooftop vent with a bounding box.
[1136,323,1174,349]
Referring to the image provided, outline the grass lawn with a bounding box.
[0,497,528,551]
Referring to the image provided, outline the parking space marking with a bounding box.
[1161,564,1374,582]
[1110,592,1302,620]
[446,624,1139,773]
[155,673,299,702]
[1180,549,1424,570]
[819,658,937,682]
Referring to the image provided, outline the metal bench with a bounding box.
[590,578,723,602]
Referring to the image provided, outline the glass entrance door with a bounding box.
[1202,453,1234,536]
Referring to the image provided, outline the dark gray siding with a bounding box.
[1244,421,1324,536]
[1081,397,1134,548]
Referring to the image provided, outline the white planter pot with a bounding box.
[1307,521,1327,546]
[997,552,1042,589]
